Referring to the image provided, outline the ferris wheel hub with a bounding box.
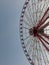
[29,27,44,37]
[33,27,37,37]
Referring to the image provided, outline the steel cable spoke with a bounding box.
[39,42,48,65]
[23,19,32,27]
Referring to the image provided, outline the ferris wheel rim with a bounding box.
[19,0,34,64]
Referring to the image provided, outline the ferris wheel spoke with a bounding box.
[35,1,41,24]
[43,46,49,63]
[27,5,32,18]
[33,4,37,25]
[24,35,30,40]
[27,2,35,26]
[40,1,45,14]
[36,1,48,29]
[41,33,49,40]
[27,44,32,55]
[25,38,31,48]
[23,32,29,35]
[39,43,48,65]
[23,20,32,27]
[25,37,32,47]
[24,10,34,26]
[24,13,31,25]
[40,22,49,29]
[34,39,39,65]
[31,39,38,58]
[23,27,29,30]
[26,40,34,56]
[39,34,49,45]
[36,2,45,24]
[27,38,36,55]
[36,7,49,29]
[36,38,46,65]
[31,2,36,26]
[40,1,48,18]
[37,42,43,65]
[31,1,37,25]
[34,4,37,25]
[37,33,49,45]
[40,38,48,65]
[36,34,49,52]
[38,16,49,30]
[33,8,37,25]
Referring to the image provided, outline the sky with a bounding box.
[0,0,30,65]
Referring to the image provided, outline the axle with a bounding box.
[29,27,44,37]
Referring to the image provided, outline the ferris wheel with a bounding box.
[19,0,49,65]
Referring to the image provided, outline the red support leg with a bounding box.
[36,33,49,52]
[36,7,49,29]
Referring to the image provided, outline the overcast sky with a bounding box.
[0,0,30,65]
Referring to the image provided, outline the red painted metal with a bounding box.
[39,22,49,29]
[36,33,49,52]
[41,33,49,39]
[33,27,37,36]
[36,7,49,29]
[37,34,49,45]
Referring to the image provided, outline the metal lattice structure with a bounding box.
[19,0,49,65]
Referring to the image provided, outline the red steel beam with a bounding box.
[36,33,49,52]
[41,33,49,39]
[36,7,49,29]
[36,16,49,29]
[36,34,49,45]
[39,22,49,29]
